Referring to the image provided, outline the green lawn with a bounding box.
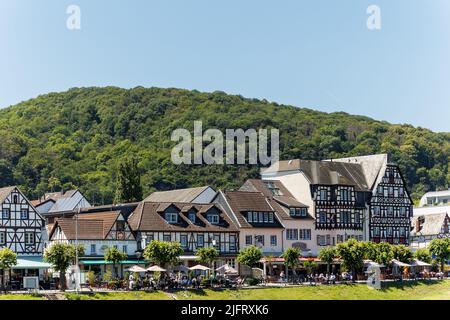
[0,294,44,300]
[175,280,450,300]
[65,291,171,300]
[5,280,450,300]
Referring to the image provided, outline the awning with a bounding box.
[410,259,432,267]
[179,255,199,261]
[14,256,52,269]
[391,259,411,267]
[80,260,145,265]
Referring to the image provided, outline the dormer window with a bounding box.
[340,189,350,201]
[264,181,282,196]
[289,208,307,217]
[188,212,196,223]
[207,214,219,225]
[165,212,178,224]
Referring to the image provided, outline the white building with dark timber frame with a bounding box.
[0,186,50,288]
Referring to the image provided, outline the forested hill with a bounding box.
[0,87,449,204]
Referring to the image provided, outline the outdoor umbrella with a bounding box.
[189,264,211,271]
[391,259,411,267]
[410,259,431,267]
[146,265,167,272]
[125,265,147,273]
[216,264,238,274]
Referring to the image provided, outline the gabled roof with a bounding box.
[239,179,312,220]
[328,154,388,190]
[411,212,449,236]
[221,191,283,228]
[128,202,238,232]
[262,159,369,191]
[0,186,16,203]
[49,210,129,240]
[144,186,213,203]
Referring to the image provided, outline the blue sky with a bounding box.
[1,0,449,132]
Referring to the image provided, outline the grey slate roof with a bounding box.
[262,159,370,191]
[144,186,213,203]
[411,212,450,236]
[0,186,16,203]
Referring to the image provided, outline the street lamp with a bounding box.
[75,208,81,294]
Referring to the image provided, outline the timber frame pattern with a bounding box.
[0,187,45,255]
[369,164,413,244]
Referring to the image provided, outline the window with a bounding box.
[290,208,307,217]
[207,214,219,225]
[263,212,268,223]
[25,232,35,245]
[258,212,263,223]
[387,227,393,237]
[116,221,125,231]
[342,212,351,224]
[247,212,253,223]
[400,227,406,237]
[399,187,404,196]
[340,189,350,201]
[399,207,406,217]
[373,227,380,237]
[299,229,311,240]
[122,245,128,253]
[180,234,188,248]
[388,187,394,197]
[337,234,344,243]
[20,208,29,220]
[2,208,10,219]
[245,235,252,245]
[197,234,204,248]
[188,212,196,223]
[165,212,178,224]
[264,181,282,196]
[113,245,118,249]
[13,195,18,204]
[229,235,237,251]
[255,235,264,246]
[383,187,388,197]
[319,212,327,223]
[253,212,258,222]
[320,189,327,200]
[90,244,96,255]
[213,234,221,247]
[270,235,277,246]
[0,232,6,245]
[268,212,274,223]
[286,229,298,240]
[317,235,326,246]
[163,234,171,242]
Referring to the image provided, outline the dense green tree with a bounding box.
[104,247,128,278]
[428,238,450,272]
[143,240,183,269]
[392,245,413,263]
[0,87,448,202]
[0,248,17,292]
[114,156,143,203]
[336,239,365,282]
[318,247,337,274]
[282,247,301,281]
[196,247,219,271]
[414,248,432,263]
[44,243,84,291]
[237,245,263,269]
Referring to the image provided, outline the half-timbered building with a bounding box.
[0,186,45,255]
[261,154,413,247]
[410,212,450,249]
[0,186,50,288]
[48,210,138,276]
[128,201,239,268]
